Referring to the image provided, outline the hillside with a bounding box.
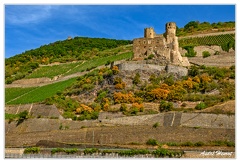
[176,21,235,37]
[5,21,235,156]
[5,37,132,84]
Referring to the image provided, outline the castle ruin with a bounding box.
[133,22,190,67]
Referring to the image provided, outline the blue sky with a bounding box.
[5,5,235,58]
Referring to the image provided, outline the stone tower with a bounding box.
[165,22,176,43]
[144,27,155,38]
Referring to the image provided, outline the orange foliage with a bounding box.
[131,103,144,111]
[112,65,119,75]
[149,88,170,100]
[115,82,126,89]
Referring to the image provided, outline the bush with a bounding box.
[183,46,196,57]
[51,148,65,154]
[24,147,40,154]
[164,75,174,86]
[146,139,158,146]
[152,148,183,158]
[153,122,159,128]
[159,100,173,112]
[181,141,194,147]
[194,141,204,147]
[120,103,127,112]
[195,102,207,110]
[84,148,99,155]
[112,65,119,75]
[148,54,154,59]
[65,148,78,154]
[202,51,211,58]
[188,66,200,77]
[133,73,141,85]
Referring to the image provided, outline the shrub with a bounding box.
[133,73,141,85]
[148,54,154,59]
[159,100,173,112]
[149,88,170,100]
[202,51,211,58]
[51,148,65,154]
[84,148,99,155]
[195,102,207,110]
[114,77,123,84]
[181,141,194,147]
[24,147,40,154]
[188,66,200,77]
[183,46,196,57]
[112,65,119,75]
[115,83,126,89]
[146,139,158,146]
[65,148,78,154]
[164,75,174,86]
[120,103,127,112]
[153,122,159,128]
[152,148,183,158]
[194,141,204,147]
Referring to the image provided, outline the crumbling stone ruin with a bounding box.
[133,22,190,67]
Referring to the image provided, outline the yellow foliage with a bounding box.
[76,108,81,114]
[182,80,193,89]
[103,103,110,111]
[76,104,93,114]
[159,83,170,90]
[113,92,140,104]
[193,76,200,83]
[85,78,91,83]
[200,74,212,83]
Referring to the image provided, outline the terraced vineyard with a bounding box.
[6,77,77,104]
[179,34,235,47]
[26,62,83,79]
[25,50,133,79]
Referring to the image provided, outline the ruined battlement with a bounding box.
[133,22,190,67]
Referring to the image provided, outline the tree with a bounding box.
[184,21,199,32]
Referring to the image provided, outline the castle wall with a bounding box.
[133,36,168,60]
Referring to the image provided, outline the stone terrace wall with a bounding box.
[5,104,62,119]
[99,112,234,129]
[117,62,188,77]
[5,112,235,135]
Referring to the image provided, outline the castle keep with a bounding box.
[133,22,190,66]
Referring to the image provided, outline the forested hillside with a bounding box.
[176,21,235,36]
